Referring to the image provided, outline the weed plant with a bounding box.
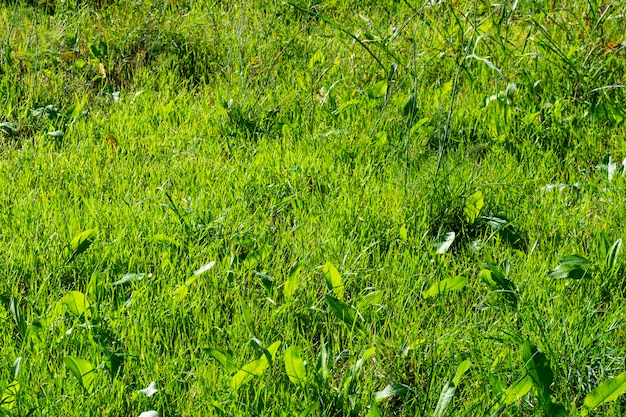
[1,0,626,415]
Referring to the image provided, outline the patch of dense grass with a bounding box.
[1,0,626,415]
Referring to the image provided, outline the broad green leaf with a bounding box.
[138,381,159,397]
[243,244,273,268]
[104,350,124,377]
[422,276,467,298]
[581,370,626,416]
[61,291,90,318]
[172,284,189,300]
[317,341,328,381]
[491,376,534,415]
[255,272,275,296]
[353,346,377,374]
[368,80,388,99]
[298,403,320,417]
[479,261,517,304]
[88,42,100,58]
[357,290,384,310]
[433,360,471,417]
[87,271,106,301]
[12,357,21,380]
[548,255,594,279]
[193,261,216,276]
[249,337,275,368]
[484,216,524,250]
[112,273,147,286]
[308,49,325,68]
[284,261,301,301]
[503,375,533,406]
[241,301,255,330]
[607,238,622,271]
[47,130,65,139]
[229,341,280,390]
[435,232,456,254]
[373,382,410,402]
[339,346,376,393]
[0,381,19,411]
[0,121,17,135]
[600,154,617,181]
[41,300,65,331]
[363,346,376,360]
[452,359,471,386]
[63,229,96,262]
[74,58,87,69]
[230,356,266,390]
[173,262,215,300]
[150,234,181,246]
[9,298,27,339]
[479,261,509,289]
[464,190,484,224]
[522,342,553,408]
[322,262,344,299]
[64,356,96,394]
[403,93,418,123]
[325,295,362,329]
[205,348,239,375]
[433,382,456,417]
[399,225,408,241]
[366,398,383,417]
[284,345,307,385]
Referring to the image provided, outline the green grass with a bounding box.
[1,0,626,415]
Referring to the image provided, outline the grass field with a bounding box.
[1,0,626,415]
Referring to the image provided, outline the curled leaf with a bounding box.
[548,255,593,279]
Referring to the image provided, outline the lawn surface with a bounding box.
[1,0,626,415]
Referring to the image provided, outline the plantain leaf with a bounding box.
[479,261,517,305]
[606,238,622,271]
[322,262,344,299]
[284,345,307,385]
[113,273,147,286]
[284,261,301,301]
[433,360,471,416]
[435,232,455,254]
[229,341,280,390]
[64,356,96,394]
[491,375,533,416]
[368,80,388,99]
[581,370,626,416]
[434,382,456,417]
[255,272,275,297]
[61,291,90,318]
[0,381,19,411]
[325,295,362,329]
[193,261,216,276]
[422,276,467,298]
[174,261,215,301]
[205,348,239,375]
[138,381,159,397]
[366,398,383,417]
[548,255,594,279]
[522,342,553,409]
[464,190,484,224]
[373,382,410,402]
[452,360,471,386]
[63,229,96,263]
